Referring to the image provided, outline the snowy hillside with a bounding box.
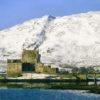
[0,11,100,67]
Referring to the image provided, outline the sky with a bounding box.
[0,0,100,30]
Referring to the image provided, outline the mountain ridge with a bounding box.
[0,11,100,67]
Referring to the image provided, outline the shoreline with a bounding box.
[0,77,100,83]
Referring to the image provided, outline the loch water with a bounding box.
[0,82,100,100]
[0,89,100,100]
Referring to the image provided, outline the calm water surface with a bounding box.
[0,89,100,100]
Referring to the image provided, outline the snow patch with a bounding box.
[0,12,100,67]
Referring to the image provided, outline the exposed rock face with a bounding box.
[0,12,100,67]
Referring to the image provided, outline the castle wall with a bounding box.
[35,63,58,74]
[7,62,22,77]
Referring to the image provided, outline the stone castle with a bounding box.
[7,49,58,77]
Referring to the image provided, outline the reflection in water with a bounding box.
[0,82,99,89]
[88,82,95,85]
[88,81,100,85]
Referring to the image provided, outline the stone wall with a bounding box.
[35,63,58,74]
[35,63,44,73]
[7,62,22,77]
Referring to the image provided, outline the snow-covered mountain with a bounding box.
[0,11,100,67]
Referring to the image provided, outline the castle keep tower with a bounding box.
[21,49,40,72]
[22,49,40,64]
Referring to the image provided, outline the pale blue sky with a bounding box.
[0,0,100,29]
